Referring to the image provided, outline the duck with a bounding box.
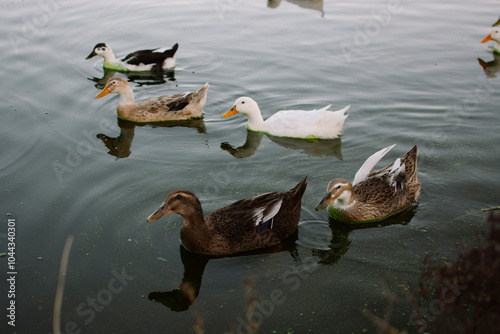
[86,43,179,72]
[481,29,500,54]
[222,97,349,140]
[315,145,420,223]
[147,177,308,256]
[95,77,209,122]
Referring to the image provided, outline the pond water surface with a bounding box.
[1,0,499,333]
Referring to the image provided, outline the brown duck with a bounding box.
[315,145,420,223]
[95,77,209,123]
[147,177,307,256]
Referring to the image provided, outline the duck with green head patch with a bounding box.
[86,42,178,72]
[315,145,420,223]
[147,177,307,256]
[222,97,349,140]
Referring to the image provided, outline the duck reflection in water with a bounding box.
[267,0,324,16]
[221,130,343,159]
[97,118,206,159]
[148,233,299,312]
[88,68,176,90]
[298,205,417,265]
[147,206,417,312]
[478,53,500,78]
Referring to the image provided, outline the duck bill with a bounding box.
[85,50,97,60]
[147,204,172,222]
[96,87,111,98]
[315,194,333,212]
[222,106,239,118]
[481,34,493,43]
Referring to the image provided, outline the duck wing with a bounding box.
[138,84,209,120]
[135,94,184,115]
[366,145,419,187]
[207,176,307,242]
[208,192,285,235]
[160,83,209,110]
[352,144,396,186]
[355,145,420,207]
[123,44,178,66]
[122,48,157,62]
[123,49,170,66]
[265,105,349,139]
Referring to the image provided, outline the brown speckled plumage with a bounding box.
[96,77,208,123]
[316,146,420,223]
[147,177,307,256]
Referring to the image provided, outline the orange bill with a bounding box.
[481,33,493,43]
[222,105,239,118]
[95,87,111,98]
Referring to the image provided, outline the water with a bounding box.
[1,0,499,333]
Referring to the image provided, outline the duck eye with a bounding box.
[241,101,245,104]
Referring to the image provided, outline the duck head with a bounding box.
[222,97,266,131]
[222,97,260,118]
[86,43,114,60]
[95,77,130,98]
[147,189,203,222]
[482,29,500,44]
[315,178,354,211]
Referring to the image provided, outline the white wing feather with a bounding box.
[352,144,396,186]
[252,199,283,226]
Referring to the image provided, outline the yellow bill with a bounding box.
[222,105,239,118]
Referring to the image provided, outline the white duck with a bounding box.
[482,29,500,54]
[222,97,349,140]
[86,43,178,72]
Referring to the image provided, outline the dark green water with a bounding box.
[1,0,499,333]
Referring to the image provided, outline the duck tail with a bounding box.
[289,176,308,199]
[194,83,209,102]
[401,145,418,181]
[163,43,179,57]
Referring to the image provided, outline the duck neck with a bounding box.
[333,190,355,209]
[179,208,211,254]
[115,87,137,118]
[102,51,119,65]
[245,108,266,132]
